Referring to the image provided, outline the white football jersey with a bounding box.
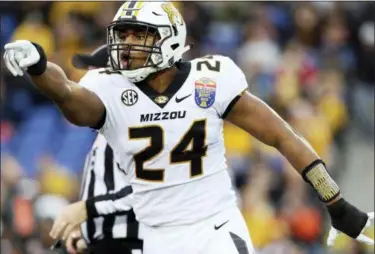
[79,55,248,226]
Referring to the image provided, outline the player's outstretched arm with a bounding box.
[226,92,320,175]
[31,62,105,127]
[3,40,104,128]
[226,91,372,243]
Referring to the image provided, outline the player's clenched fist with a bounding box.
[3,40,46,76]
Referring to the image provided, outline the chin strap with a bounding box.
[174,44,193,61]
[126,43,194,82]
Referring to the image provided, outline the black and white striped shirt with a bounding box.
[79,134,143,244]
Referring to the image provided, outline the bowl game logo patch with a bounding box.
[195,77,216,109]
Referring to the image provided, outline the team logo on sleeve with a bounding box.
[194,77,216,109]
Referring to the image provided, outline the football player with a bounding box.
[3,1,373,253]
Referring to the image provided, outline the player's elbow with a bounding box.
[59,108,89,127]
[58,105,103,128]
[67,115,91,127]
[267,125,295,151]
[272,134,291,153]
[265,135,285,151]
[256,122,287,148]
[56,93,106,128]
[272,125,314,157]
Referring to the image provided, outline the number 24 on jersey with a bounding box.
[129,119,207,182]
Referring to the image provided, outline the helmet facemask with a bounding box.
[107,20,165,72]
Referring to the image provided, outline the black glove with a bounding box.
[327,198,369,238]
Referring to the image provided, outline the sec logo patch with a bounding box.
[194,77,216,109]
[121,89,138,106]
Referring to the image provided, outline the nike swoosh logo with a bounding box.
[152,11,163,16]
[175,94,192,103]
[214,220,229,230]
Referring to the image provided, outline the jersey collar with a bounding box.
[134,62,191,109]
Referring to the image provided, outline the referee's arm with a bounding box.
[85,185,133,218]
[50,170,134,240]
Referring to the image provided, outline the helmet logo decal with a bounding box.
[161,2,184,26]
[119,0,145,19]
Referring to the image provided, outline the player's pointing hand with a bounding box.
[3,40,39,76]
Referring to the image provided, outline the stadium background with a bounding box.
[0,2,374,254]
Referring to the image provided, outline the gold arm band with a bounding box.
[302,160,340,202]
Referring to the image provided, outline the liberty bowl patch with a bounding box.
[194,77,216,109]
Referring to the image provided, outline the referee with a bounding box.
[79,134,143,254]
[52,45,143,254]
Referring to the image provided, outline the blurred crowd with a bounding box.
[0,2,374,254]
